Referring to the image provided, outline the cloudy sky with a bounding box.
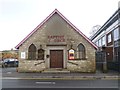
[0,0,119,51]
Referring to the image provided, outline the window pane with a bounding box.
[101,36,105,46]
[28,44,36,60]
[114,28,119,41]
[98,39,102,47]
[78,43,86,59]
[108,34,111,43]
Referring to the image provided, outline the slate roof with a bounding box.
[15,9,98,49]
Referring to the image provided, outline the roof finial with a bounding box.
[54,8,58,12]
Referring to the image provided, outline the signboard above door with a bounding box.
[48,35,65,42]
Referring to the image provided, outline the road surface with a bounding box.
[2,79,119,88]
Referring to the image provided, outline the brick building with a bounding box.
[91,8,120,71]
[15,9,98,73]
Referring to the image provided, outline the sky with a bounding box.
[0,0,119,51]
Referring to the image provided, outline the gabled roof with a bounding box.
[15,9,98,49]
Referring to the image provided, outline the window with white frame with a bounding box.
[98,39,102,47]
[107,34,112,43]
[114,28,119,41]
[101,36,105,46]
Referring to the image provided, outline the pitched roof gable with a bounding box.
[15,9,98,49]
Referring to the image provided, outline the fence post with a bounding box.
[102,51,108,73]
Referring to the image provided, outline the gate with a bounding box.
[95,51,106,71]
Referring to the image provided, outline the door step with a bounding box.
[42,68,70,73]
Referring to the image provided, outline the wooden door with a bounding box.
[50,50,63,68]
[103,47,113,61]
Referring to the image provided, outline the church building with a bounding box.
[15,9,98,73]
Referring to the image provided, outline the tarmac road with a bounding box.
[1,67,119,89]
[2,79,119,88]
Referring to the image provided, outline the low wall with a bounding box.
[18,60,46,72]
[17,60,96,73]
[67,60,96,72]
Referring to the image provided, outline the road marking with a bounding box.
[7,72,12,74]
[35,82,56,84]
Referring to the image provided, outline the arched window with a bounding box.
[28,44,36,60]
[78,43,86,59]
[38,49,44,60]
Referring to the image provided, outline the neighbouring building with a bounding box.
[15,9,98,73]
[91,8,120,71]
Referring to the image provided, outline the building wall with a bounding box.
[91,9,120,71]
[18,14,96,72]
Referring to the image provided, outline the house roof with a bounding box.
[90,8,120,40]
[15,9,98,49]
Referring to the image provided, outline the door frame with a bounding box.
[46,46,67,69]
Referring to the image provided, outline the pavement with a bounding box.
[1,67,119,80]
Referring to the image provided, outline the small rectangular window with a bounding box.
[98,39,102,47]
[101,36,105,46]
[114,28,119,41]
[107,34,112,43]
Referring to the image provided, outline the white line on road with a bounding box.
[7,72,12,74]
[35,82,56,84]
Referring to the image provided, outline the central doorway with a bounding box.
[50,50,63,68]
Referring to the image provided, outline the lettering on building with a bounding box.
[48,35,65,42]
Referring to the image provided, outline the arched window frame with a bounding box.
[28,44,36,60]
[77,43,86,60]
